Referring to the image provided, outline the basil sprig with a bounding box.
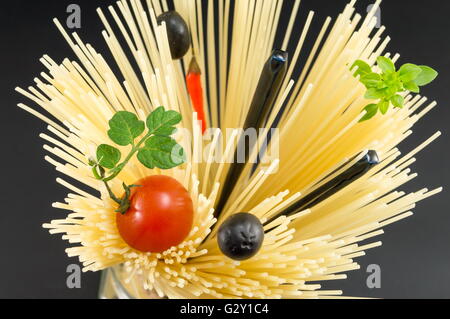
[352,56,438,122]
[90,107,186,214]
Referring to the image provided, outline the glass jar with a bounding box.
[98,265,165,299]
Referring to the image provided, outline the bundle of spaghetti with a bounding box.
[17,0,442,299]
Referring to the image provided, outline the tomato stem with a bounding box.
[103,139,146,182]
[93,131,155,214]
[103,181,122,205]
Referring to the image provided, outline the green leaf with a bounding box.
[385,86,399,97]
[365,88,385,100]
[404,81,420,93]
[146,106,182,136]
[391,95,404,108]
[376,81,388,89]
[352,60,372,77]
[360,73,382,88]
[97,144,122,169]
[108,111,145,146]
[377,56,396,73]
[414,66,438,86]
[378,100,390,115]
[399,63,422,82]
[137,136,186,170]
[359,104,379,122]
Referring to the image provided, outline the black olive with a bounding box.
[157,11,191,60]
[217,213,264,261]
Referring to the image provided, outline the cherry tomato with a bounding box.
[116,175,194,253]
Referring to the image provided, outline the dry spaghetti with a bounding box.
[17,0,441,299]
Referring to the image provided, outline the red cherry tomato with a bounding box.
[116,175,194,253]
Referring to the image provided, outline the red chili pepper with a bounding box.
[186,57,207,134]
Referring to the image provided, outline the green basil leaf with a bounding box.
[352,60,372,77]
[379,100,389,115]
[97,144,122,169]
[146,106,182,136]
[399,63,422,82]
[360,73,382,88]
[385,86,399,97]
[377,56,396,73]
[365,88,385,100]
[404,81,420,93]
[391,95,404,108]
[414,66,438,86]
[376,81,388,89]
[359,104,379,122]
[108,111,145,146]
[137,136,186,170]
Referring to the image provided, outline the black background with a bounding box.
[0,0,449,299]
